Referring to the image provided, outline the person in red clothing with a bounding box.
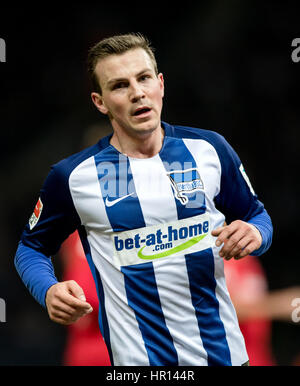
[224,255,274,365]
[60,231,111,366]
[224,255,300,366]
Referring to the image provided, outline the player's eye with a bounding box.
[139,74,151,82]
[112,82,128,90]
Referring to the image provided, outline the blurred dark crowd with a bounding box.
[0,1,299,365]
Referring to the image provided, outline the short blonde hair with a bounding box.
[87,32,158,94]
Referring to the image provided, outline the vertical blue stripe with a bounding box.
[121,262,178,365]
[185,248,231,366]
[94,149,145,231]
[78,227,114,366]
[160,137,206,220]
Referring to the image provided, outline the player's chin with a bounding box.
[131,117,160,135]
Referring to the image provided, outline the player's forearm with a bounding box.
[247,208,273,256]
[14,241,58,308]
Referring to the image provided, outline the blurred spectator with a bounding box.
[224,255,300,366]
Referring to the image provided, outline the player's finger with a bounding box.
[66,280,87,302]
[211,226,226,238]
[219,229,247,258]
[211,221,227,238]
[51,299,80,316]
[67,281,93,311]
[53,309,77,321]
[235,240,258,260]
[55,289,93,312]
[223,235,252,260]
[213,223,239,248]
[50,302,93,323]
[52,313,78,326]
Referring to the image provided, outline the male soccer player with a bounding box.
[15,33,272,366]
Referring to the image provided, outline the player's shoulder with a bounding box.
[163,121,227,148]
[49,134,112,181]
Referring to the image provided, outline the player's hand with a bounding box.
[45,280,93,325]
[211,220,262,260]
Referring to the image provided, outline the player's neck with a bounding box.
[110,124,164,159]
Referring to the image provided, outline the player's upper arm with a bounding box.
[21,164,81,257]
[212,133,264,223]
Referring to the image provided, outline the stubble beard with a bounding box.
[112,115,161,140]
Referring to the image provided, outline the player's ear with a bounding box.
[158,73,164,98]
[91,92,108,115]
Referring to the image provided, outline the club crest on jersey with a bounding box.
[29,198,43,230]
[166,168,204,205]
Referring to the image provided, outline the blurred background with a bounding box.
[0,1,299,365]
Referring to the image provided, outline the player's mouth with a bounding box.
[132,106,152,118]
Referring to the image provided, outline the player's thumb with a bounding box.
[67,280,86,302]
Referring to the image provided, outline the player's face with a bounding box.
[91,48,164,137]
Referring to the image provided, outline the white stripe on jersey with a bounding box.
[128,154,177,225]
[153,256,208,365]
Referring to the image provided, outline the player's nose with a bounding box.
[129,81,145,103]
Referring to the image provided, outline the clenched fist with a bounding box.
[45,280,93,325]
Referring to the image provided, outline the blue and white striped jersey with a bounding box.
[15,121,272,366]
